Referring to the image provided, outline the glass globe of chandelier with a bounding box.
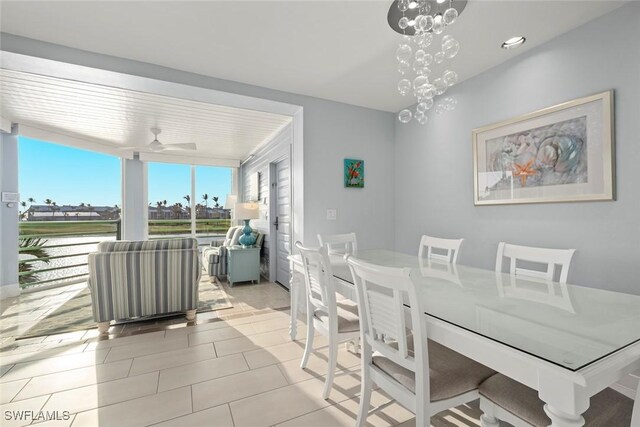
[388,0,467,124]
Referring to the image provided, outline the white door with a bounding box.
[274,159,291,286]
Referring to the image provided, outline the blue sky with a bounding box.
[19,137,231,208]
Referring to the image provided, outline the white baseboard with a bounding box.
[0,283,21,300]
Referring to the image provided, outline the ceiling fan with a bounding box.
[121,128,197,152]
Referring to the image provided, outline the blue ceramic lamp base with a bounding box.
[238,219,256,247]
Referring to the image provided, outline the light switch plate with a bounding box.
[1,192,19,203]
[326,209,337,220]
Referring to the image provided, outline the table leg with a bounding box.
[289,261,298,341]
[538,373,588,427]
[543,405,585,427]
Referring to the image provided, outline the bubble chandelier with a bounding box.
[388,0,467,124]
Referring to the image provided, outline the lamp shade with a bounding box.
[234,202,259,220]
[225,194,237,214]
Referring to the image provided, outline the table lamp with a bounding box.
[224,194,237,222]
[234,202,259,246]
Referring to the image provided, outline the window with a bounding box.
[195,165,232,237]
[147,162,191,237]
[147,162,232,239]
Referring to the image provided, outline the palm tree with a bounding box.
[212,196,219,208]
[18,237,51,285]
[27,197,36,204]
[86,203,94,219]
[183,195,191,204]
[171,203,183,219]
[202,194,209,218]
[19,201,27,220]
[51,201,58,217]
[156,201,164,219]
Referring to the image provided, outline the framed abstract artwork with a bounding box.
[472,90,614,206]
[344,159,364,188]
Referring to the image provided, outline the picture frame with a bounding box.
[472,90,614,206]
[344,159,364,188]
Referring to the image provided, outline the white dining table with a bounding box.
[288,249,640,427]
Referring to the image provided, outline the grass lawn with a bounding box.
[19,219,231,237]
[19,221,118,237]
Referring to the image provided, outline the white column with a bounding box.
[0,127,20,299]
[121,154,148,241]
[191,166,196,236]
[291,108,304,246]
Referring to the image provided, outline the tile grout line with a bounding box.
[228,403,237,427]
[9,376,32,403]
[126,357,135,378]
[190,385,194,413]
[63,385,194,425]
[9,359,137,402]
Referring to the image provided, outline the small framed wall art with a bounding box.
[344,159,364,188]
[472,90,614,205]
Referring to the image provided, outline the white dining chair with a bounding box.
[479,374,638,427]
[346,256,495,427]
[295,242,360,400]
[418,235,464,264]
[482,241,602,427]
[317,232,357,256]
[495,242,576,283]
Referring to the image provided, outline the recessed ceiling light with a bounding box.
[437,0,447,3]
[408,1,418,9]
[502,36,526,49]
[408,20,416,26]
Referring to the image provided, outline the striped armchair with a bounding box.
[202,226,243,280]
[88,238,201,333]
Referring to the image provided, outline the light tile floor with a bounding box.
[0,279,484,427]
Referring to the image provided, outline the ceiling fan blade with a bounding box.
[161,143,198,151]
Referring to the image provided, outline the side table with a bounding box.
[227,246,261,286]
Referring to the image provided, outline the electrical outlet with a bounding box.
[326,209,337,220]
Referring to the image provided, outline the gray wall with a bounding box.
[394,3,640,294]
[0,34,397,251]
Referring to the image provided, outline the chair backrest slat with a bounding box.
[418,235,464,264]
[496,242,576,284]
[295,242,336,318]
[347,256,426,373]
[318,233,357,256]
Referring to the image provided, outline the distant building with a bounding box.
[24,204,230,221]
[147,206,230,220]
[25,205,121,221]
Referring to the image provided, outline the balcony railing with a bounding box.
[18,220,121,289]
[18,218,231,289]
[148,218,231,236]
